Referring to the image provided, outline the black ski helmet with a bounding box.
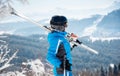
[50,15,67,26]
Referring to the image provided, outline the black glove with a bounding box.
[65,60,72,71]
[60,60,72,71]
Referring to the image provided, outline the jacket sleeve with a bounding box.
[47,37,63,67]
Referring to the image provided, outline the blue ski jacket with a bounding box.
[47,31,72,68]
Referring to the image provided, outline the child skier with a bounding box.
[47,15,72,76]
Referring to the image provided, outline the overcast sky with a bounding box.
[2,0,120,22]
[17,0,116,9]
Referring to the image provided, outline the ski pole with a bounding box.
[64,55,66,76]
[10,8,99,55]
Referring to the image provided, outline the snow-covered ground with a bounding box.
[0,58,53,76]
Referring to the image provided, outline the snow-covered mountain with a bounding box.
[0,21,46,36]
[106,1,120,13]
[0,7,120,38]
[92,9,120,37]
[1,15,99,36]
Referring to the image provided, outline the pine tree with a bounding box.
[109,65,114,76]
[118,63,120,71]
[100,66,105,76]
[113,65,118,76]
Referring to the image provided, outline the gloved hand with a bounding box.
[70,33,82,44]
[69,33,78,41]
[60,60,72,71]
[65,60,72,71]
[69,33,82,50]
